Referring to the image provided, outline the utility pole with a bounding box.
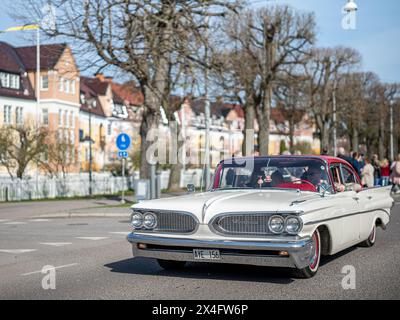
[87,100,94,197]
[35,24,41,198]
[390,99,394,162]
[332,75,338,157]
[203,15,211,191]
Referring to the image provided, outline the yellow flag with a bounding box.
[5,25,39,32]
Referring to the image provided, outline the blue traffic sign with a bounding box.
[118,151,128,158]
[116,133,131,151]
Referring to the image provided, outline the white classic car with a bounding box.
[127,156,394,278]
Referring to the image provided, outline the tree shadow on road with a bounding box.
[104,257,296,284]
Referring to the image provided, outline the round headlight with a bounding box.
[285,216,302,234]
[131,212,143,229]
[143,212,157,229]
[268,215,285,234]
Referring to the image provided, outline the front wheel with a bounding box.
[293,229,321,279]
[359,225,376,247]
[157,259,186,270]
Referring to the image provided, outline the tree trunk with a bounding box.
[168,121,183,191]
[139,110,159,179]
[289,118,295,154]
[352,127,359,152]
[256,88,271,156]
[320,122,330,154]
[242,103,255,156]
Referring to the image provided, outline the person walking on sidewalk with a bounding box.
[381,158,390,186]
[361,158,374,188]
[372,154,382,186]
[390,155,400,193]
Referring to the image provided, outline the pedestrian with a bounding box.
[350,152,362,178]
[359,153,365,171]
[337,147,352,163]
[390,154,400,193]
[381,158,390,186]
[372,154,382,186]
[361,158,374,188]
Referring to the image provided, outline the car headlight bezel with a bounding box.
[130,212,144,229]
[284,216,303,235]
[143,212,157,230]
[268,215,285,234]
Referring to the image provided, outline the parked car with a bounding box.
[127,156,393,278]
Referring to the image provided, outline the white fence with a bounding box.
[0,169,205,202]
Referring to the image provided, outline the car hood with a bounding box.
[132,189,321,223]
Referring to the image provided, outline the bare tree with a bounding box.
[17,0,239,178]
[274,74,308,154]
[0,125,49,179]
[336,72,379,153]
[303,46,361,153]
[216,5,315,156]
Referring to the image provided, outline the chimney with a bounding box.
[95,73,105,82]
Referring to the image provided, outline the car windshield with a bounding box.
[214,157,332,193]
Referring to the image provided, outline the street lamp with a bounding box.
[344,0,358,13]
[85,97,96,196]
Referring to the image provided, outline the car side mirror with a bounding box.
[187,184,196,193]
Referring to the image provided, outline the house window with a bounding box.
[10,74,20,89]
[15,107,23,125]
[71,80,76,94]
[107,123,112,135]
[64,110,68,127]
[79,129,84,141]
[59,77,64,92]
[40,74,49,90]
[58,109,62,126]
[0,73,10,88]
[65,80,70,93]
[3,105,12,124]
[42,108,49,125]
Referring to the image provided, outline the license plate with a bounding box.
[193,249,221,261]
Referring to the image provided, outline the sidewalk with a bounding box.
[0,191,186,220]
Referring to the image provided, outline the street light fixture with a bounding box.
[344,0,358,13]
[85,97,96,196]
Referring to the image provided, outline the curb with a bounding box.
[33,213,131,219]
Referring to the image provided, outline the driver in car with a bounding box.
[302,166,328,188]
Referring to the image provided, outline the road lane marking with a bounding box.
[39,242,72,247]
[75,237,109,241]
[29,219,52,222]
[21,263,78,276]
[3,222,27,225]
[0,249,37,254]
[0,219,10,223]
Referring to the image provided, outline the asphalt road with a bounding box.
[0,202,399,300]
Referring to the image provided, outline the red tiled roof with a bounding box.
[0,42,36,100]
[15,43,67,71]
[80,81,106,118]
[112,81,144,106]
[80,76,109,96]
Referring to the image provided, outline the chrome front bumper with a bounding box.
[127,233,314,269]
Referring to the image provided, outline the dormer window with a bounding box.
[0,72,20,90]
[112,103,128,119]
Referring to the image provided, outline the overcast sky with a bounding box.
[0,0,399,83]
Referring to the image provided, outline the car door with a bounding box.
[330,164,361,248]
[339,164,362,246]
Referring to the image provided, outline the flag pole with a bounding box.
[35,24,40,198]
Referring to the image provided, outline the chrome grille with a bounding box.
[136,210,198,233]
[212,213,277,236]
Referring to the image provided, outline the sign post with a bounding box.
[116,133,131,204]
